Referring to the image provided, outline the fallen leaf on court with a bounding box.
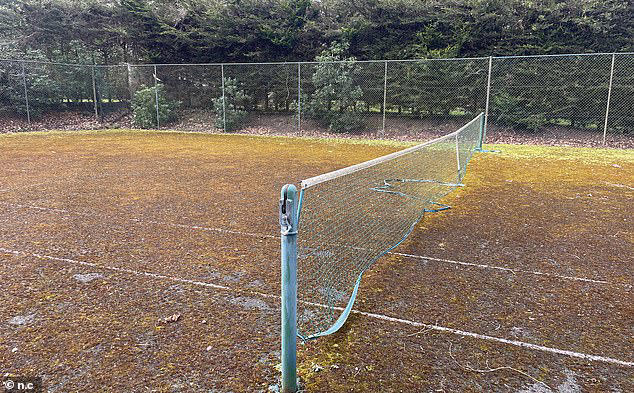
[158,313,181,324]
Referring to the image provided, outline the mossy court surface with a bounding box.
[1,130,631,392]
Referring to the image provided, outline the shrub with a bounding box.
[491,92,548,131]
[212,78,250,131]
[327,112,364,133]
[305,41,364,133]
[131,84,179,129]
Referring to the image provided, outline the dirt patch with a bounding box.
[2,110,632,148]
[0,110,133,132]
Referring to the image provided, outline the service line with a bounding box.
[0,201,622,286]
[1,246,632,368]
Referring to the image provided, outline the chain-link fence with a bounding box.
[1,53,633,147]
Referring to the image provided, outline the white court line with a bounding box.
[148,222,616,286]
[604,182,634,191]
[391,252,610,285]
[0,201,621,286]
[349,309,634,368]
[2,202,68,214]
[0,182,50,193]
[0,247,234,292]
[129,218,278,239]
[1,202,276,239]
[1,246,632,368]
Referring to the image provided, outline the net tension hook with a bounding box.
[279,184,298,236]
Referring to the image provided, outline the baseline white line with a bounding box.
[1,202,276,239]
[0,247,231,291]
[0,201,622,286]
[391,252,610,285]
[129,218,277,239]
[0,182,50,193]
[1,246,632,368]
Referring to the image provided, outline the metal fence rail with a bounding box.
[1,53,633,147]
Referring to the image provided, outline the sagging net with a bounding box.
[296,113,483,339]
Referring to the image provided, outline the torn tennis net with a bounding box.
[296,113,484,339]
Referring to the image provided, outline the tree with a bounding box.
[212,77,250,131]
[305,41,364,132]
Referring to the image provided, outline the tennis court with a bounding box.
[1,129,632,392]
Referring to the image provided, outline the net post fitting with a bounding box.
[279,184,298,236]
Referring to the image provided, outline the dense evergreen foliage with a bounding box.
[1,1,632,134]
[1,0,632,64]
[212,77,250,131]
[304,42,364,133]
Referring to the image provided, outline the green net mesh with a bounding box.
[296,113,483,339]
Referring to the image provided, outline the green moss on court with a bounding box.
[0,131,631,391]
[486,143,633,164]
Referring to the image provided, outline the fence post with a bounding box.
[91,65,99,120]
[482,56,493,148]
[221,64,226,132]
[153,65,160,129]
[297,63,301,134]
[602,53,616,145]
[21,62,31,125]
[279,184,299,393]
[382,60,388,134]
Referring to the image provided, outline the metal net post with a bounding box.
[455,132,461,180]
[478,111,486,149]
[279,184,298,393]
